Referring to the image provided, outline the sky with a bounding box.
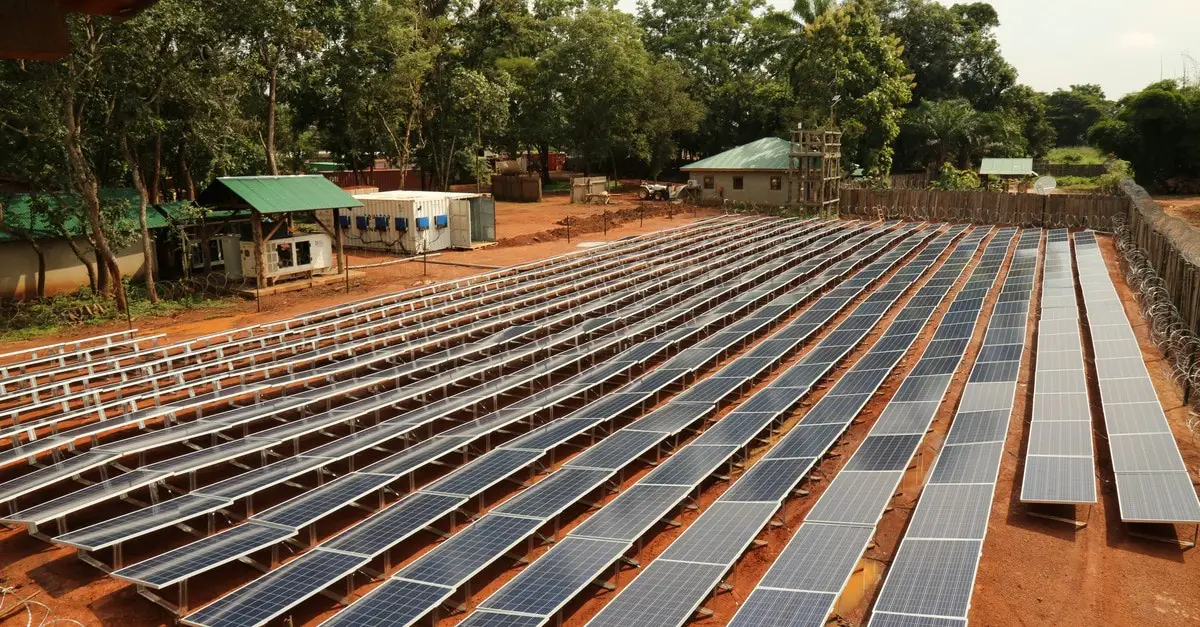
[615,0,1199,98]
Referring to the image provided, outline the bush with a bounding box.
[930,163,980,190]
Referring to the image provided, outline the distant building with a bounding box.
[979,158,1036,178]
[681,137,791,205]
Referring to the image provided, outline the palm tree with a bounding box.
[902,98,981,170]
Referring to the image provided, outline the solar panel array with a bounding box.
[725,227,1017,627]
[868,228,1042,627]
[5,219,818,529]
[0,217,764,467]
[181,224,921,627]
[112,220,850,591]
[456,226,965,627]
[590,227,1007,627]
[1075,231,1200,523]
[1020,228,1096,504]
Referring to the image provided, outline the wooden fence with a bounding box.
[492,174,542,202]
[1121,179,1200,334]
[840,188,1127,230]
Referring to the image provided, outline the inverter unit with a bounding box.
[355,215,369,230]
[239,233,334,284]
[396,217,408,232]
[434,214,449,228]
[415,216,430,230]
[374,215,389,231]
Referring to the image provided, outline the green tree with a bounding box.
[1090,80,1200,187]
[543,7,650,175]
[634,58,705,179]
[788,0,912,175]
[638,0,791,156]
[1045,84,1111,146]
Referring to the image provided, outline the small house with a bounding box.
[681,137,791,205]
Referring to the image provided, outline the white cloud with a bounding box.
[1118,31,1160,50]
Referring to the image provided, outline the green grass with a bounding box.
[1046,146,1107,165]
[543,180,571,193]
[0,283,237,344]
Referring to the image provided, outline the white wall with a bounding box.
[686,170,789,206]
[0,238,147,300]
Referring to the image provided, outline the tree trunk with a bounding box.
[64,79,126,312]
[121,135,159,304]
[180,145,196,200]
[539,143,552,185]
[63,235,97,292]
[23,237,46,300]
[265,63,279,175]
[150,128,162,203]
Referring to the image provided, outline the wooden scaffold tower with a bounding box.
[788,126,842,216]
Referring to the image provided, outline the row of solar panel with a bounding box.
[1,219,817,527]
[725,227,1016,627]
[585,227,991,627]
[1020,229,1095,505]
[0,217,733,396]
[0,217,758,453]
[108,221,877,604]
[19,220,833,536]
[868,228,1043,627]
[174,223,908,627]
[1074,231,1200,523]
[445,225,954,627]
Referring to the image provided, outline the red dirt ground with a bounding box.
[1156,195,1200,229]
[1,226,1197,627]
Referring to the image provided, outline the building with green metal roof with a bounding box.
[680,137,792,205]
[979,157,1036,177]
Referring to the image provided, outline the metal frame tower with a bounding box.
[788,127,842,216]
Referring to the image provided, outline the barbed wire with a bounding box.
[1112,217,1200,437]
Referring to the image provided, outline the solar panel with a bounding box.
[656,501,778,565]
[56,493,229,551]
[457,610,547,627]
[479,537,630,616]
[872,539,982,618]
[728,588,838,627]
[869,613,967,627]
[493,468,611,519]
[256,472,394,528]
[324,492,465,557]
[427,449,544,497]
[718,457,816,503]
[756,522,875,592]
[182,548,368,627]
[842,434,924,471]
[1072,231,1200,520]
[400,514,543,587]
[803,470,903,525]
[571,484,693,541]
[114,522,297,588]
[317,578,454,627]
[638,444,737,486]
[867,228,1040,626]
[585,559,728,627]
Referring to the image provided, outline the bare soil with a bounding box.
[2,228,1198,627]
[1155,195,1200,229]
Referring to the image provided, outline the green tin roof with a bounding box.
[1,191,232,243]
[681,137,791,171]
[979,157,1035,176]
[200,175,362,214]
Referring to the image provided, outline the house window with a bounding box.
[770,176,782,191]
[733,176,744,190]
[703,175,714,189]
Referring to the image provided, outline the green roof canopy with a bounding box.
[200,175,362,214]
[979,157,1035,176]
[681,137,791,171]
[0,189,200,242]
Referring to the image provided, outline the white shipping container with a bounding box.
[449,199,472,249]
[348,191,472,254]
